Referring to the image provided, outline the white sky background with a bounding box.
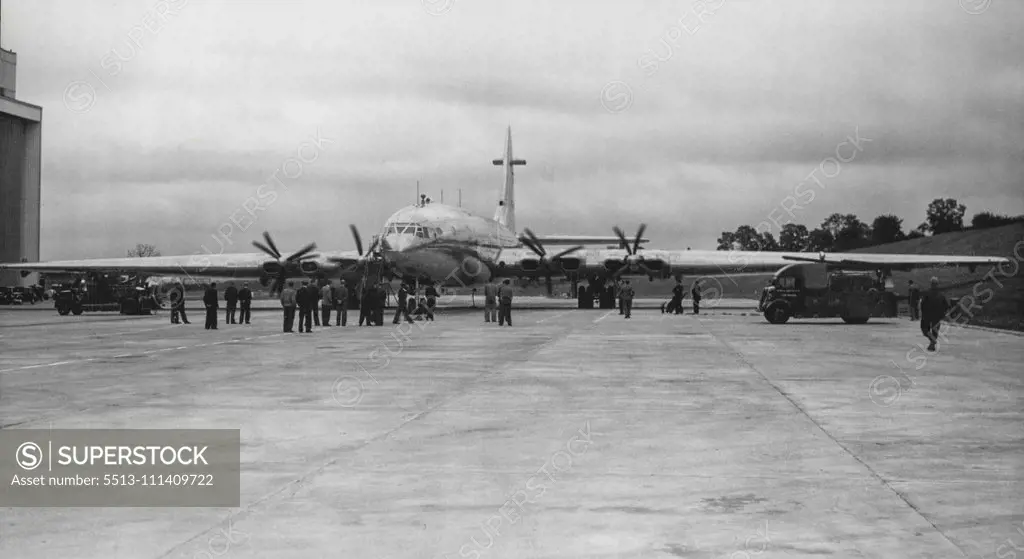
[2,0,1022,259]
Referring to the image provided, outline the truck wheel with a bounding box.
[72,306,84,316]
[57,306,70,316]
[842,316,869,324]
[765,304,790,324]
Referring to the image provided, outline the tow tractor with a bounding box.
[51,274,158,316]
[757,262,898,324]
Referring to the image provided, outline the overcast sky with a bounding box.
[3,0,1022,259]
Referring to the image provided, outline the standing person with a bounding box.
[311,281,322,327]
[297,280,313,333]
[334,281,349,326]
[907,280,921,321]
[280,281,297,333]
[237,282,253,324]
[919,277,950,352]
[224,282,238,324]
[483,280,498,323]
[620,279,635,319]
[393,283,415,324]
[359,283,373,326]
[498,279,514,326]
[376,282,388,326]
[203,282,219,330]
[616,279,625,315]
[320,281,334,327]
[691,279,703,315]
[425,282,439,319]
[663,278,684,315]
[170,289,190,324]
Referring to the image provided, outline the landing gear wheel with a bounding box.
[72,305,84,315]
[57,306,70,316]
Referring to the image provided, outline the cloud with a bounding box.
[2,0,1021,259]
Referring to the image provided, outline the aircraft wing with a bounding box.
[0,250,366,279]
[778,252,1010,271]
[489,248,1010,280]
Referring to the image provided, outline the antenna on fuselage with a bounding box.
[440,189,444,204]
[416,180,420,206]
[458,189,462,208]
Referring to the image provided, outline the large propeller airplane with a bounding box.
[1,126,1011,307]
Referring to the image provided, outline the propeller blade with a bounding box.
[524,229,546,257]
[632,224,647,254]
[613,226,631,254]
[350,225,364,256]
[262,232,282,259]
[552,245,583,260]
[252,241,279,259]
[286,242,318,262]
[519,236,543,257]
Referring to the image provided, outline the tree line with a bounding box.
[717,198,1024,253]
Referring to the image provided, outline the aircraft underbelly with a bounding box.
[393,249,491,286]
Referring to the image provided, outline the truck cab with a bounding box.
[756,262,898,324]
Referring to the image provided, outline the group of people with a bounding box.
[481,278,516,325]
[187,282,254,329]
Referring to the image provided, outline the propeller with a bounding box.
[252,231,318,295]
[611,224,650,278]
[518,228,583,295]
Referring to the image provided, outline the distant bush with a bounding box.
[970,212,1024,230]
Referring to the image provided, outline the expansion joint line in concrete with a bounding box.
[701,321,968,557]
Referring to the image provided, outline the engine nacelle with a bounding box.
[146,276,186,309]
[300,261,339,275]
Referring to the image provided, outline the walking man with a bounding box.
[691,279,703,315]
[483,280,498,323]
[280,281,297,333]
[919,277,950,352]
[238,282,253,324]
[334,281,349,326]
[224,282,238,324]
[320,281,334,327]
[620,279,635,319]
[498,278,514,326]
[908,280,921,321]
[393,283,415,324]
[203,282,219,330]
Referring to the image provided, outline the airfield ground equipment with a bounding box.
[757,262,898,324]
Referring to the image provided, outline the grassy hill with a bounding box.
[850,222,1024,331]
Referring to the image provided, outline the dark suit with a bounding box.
[238,287,252,324]
[920,288,949,349]
[359,287,373,326]
[224,286,238,324]
[297,285,313,333]
[666,284,684,314]
[691,284,702,314]
[312,284,321,326]
[334,284,348,326]
[203,287,219,329]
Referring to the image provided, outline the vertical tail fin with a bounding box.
[492,125,524,233]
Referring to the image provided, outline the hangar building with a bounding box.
[0,46,43,286]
